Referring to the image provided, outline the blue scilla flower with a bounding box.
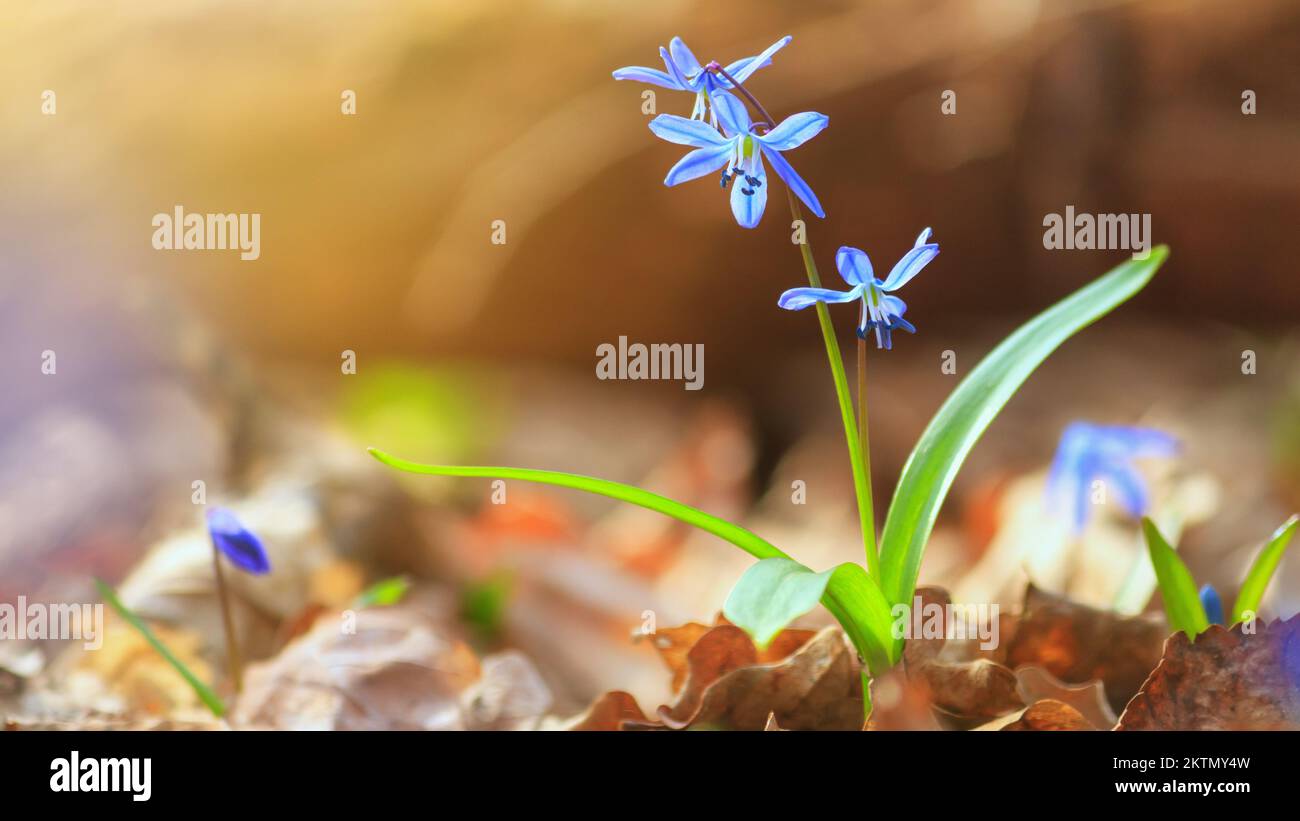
[613,36,791,125]
[777,228,938,348]
[1046,422,1180,533]
[648,92,826,229]
[1199,583,1224,625]
[205,507,271,575]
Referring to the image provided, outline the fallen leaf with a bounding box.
[561,691,648,731]
[1117,616,1300,730]
[1004,584,1166,714]
[1015,665,1116,729]
[865,667,941,730]
[995,699,1095,731]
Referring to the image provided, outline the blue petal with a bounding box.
[759,144,824,218]
[206,507,271,575]
[729,150,767,228]
[914,227,933,247]
[1199,584,1224,625]
[712,91,751,137]
[758,112,828,151]
[659,46,698,91]
[668,37,703,76]
[1098,426,1180,459]
[880,295,915,335]
[1099,460,1150,519]
[611,66,682,90]
[835,247,873,287]
[880,242,939,291]
[724,36,792,85]
[664,143,733,186]
[777,285,862,310]
[648,114,727,147]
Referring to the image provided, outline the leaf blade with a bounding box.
[1142,517,1210,638]
[94,578,226,717]
[1231,515,1299,624]
[878,248,1169,611]
[723,558,835,648]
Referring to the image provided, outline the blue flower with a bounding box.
[648,92,826,228]
[1045,422,1180,533]
[777,228,938,348]
[613,36,791,125]
[1199,583,1224,625]
[206,507,271,575]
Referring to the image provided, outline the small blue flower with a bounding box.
[1199,583,1224,625]
[777,228,938,348]
[206,507,271,575]
[613,36,791,125]
[648,92,826,228]
[1046,422,1179,533]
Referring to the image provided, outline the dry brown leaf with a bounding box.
[865,667,941,731]
[563,691,648,731]
[660,627,863,730]
[1004,584,1166,714]
[649,622,713,694]
[658,624,758,724]
[1015,665,1116,729]
[1000,699,1095,731]
[1117,616,1300,730]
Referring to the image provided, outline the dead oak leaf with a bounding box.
[980,699,1095,731]
[650,616,815,695]
[1117,616,1300,730]
[1004,584,1166,714]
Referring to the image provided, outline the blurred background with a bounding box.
[1,0,1299,724]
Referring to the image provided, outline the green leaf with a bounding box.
[94,578,226,717]
[368,448,899,672]
[878,248,1169,614]
[1142,517,1209,638]
[353,575,410,608]
[723,558,836,648]
[1231,514,1299,624]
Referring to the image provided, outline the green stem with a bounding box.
[788,192,879,577]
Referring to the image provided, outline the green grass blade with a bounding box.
[354,575,411,608]
[1141,517,1209,637]
[877,248,1169,611]
[94,578,226,717]
[369,448,900,670]
[368,448,786,561]
[1231,514,1299,623]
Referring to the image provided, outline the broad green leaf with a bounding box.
[1231,514,1299,624]
[95,579,226,717]
[1142,518,1209,638]
[724,558,836,648]
[369,448,899,671]
[878,248,1169,615]
[354,575,410,608]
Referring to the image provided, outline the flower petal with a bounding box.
[759,144,824,218]
[914,226,933,247]
[659,46,696,91]
[712,91,751,137]
[729,150,767,228]
[663,143,733,186]
[758,112,828,151]
[777,285,862,310]
[611,66,682,89]
[835,247,874,286]
[206,507,271,575]
[668,37,703,77]
[724,36,792,85]
[1200,584,1224,625]
[648,114,726,147]
[880,242,939,291]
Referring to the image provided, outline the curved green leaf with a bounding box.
[724,558,835,648]
[369,448,899,671]
[1231,514,1299,624]
[1142,517,1209,638]
[878,248,1169,611]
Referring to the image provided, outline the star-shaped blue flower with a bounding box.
[206,507,271,575]
[777,228,938,348]
[1045,422,1179,533]
[613,36,791,125]
[648,92,826,228]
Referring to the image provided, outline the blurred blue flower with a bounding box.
[206,507,271,575]
[613,36,791,125]
[648,92,826,228]
[1046,422,1180,533]
[1199,583,1224,625]
[777,227,938,348]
